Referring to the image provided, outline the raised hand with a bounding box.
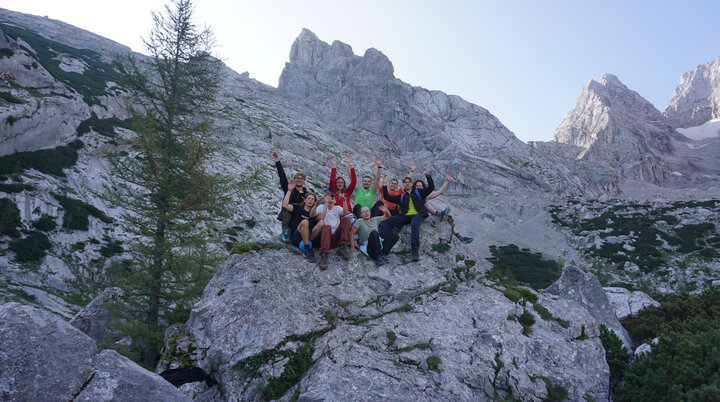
[410,162,417,171]
[445,171,452,181]
[338,192,346,201]
[347,155,355,169]
[288,178,295,191]
[272,148,279,162]
[379,204,387,213]
[375,156,382,166]
[330,156,337,167]
[381,174,388,186]
[423,166,429,175]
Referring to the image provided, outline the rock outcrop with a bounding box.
[664,56,720,128]
[70,286,126,345]
[161,223,610,401]
[552,74,681,187]
[545,265,632,349]
[0,302,188,401]
[603,287,660,321]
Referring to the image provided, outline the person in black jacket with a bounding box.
[273,148,308,242]
[379,166,434,261]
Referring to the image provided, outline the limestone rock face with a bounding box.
[75,349,190,402]
[70,287,125,344]
[0,302,97,401]
[603,287,660,321]
[545,265,632,349]
[278,29,585,195]
[164,223,610,401]
[0,302,189,401]
[553,74,680,186]
[664,57,720,128]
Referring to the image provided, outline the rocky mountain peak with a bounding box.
[664,56,720,128]
[288,28,328,66]
[553,74,679,186]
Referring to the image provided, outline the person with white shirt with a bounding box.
[312,191,351,270]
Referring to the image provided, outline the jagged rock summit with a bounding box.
[278,28,585,195]
[553,74,681,187]
[664,56,720,128]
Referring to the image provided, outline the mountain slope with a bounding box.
[664,56,720,128]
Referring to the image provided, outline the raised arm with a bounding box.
[427,171,451,200]
[372,156,382,191]
[407,162,417,180]
[281,179,296,212]
[422,167,435,195]
[338,193,348,216]
[273,148,288,192]
[378,204,391,221]
[346,155,357,194]
[329,156,337,191]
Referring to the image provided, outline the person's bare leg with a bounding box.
[310,221,325,241]
[298,220,310,245]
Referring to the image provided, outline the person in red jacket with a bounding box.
[328,155,356,213]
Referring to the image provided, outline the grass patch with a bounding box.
[533,376,568,402]
[518,309,536,336]
[230,241,284,254]
[431,241,451,253]
[386,330,397,347]
[487,244,562,290]
[426,355,442,371]
[0,91,26,104]
[53,193,113,230]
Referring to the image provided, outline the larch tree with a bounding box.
[108,0,233,367]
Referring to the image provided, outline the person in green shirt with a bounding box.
[352,156,384,218]
[350,204,398,266]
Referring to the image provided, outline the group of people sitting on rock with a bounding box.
[273,148,473,270]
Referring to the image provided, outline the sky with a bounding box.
[2,0,720,142]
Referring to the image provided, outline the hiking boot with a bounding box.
[280,229,290,243]
[412,249,420,262]
[376,254,388,266]
[456,234,474,244]
[441,206,451,221]
[338,244,351,261]
[303,247,316,263]
[318,253,328,270]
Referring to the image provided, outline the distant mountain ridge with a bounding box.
[664,56,720,129]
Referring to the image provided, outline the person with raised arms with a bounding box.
[352,156,385,218]
[328,155,356,214]
[312,191,351,270]
[381,163,416,216]
[272,148,308,243]
[282,178,324,262]
[380,166,435,262]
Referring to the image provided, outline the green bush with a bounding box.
[0,24,124,105]
[76,112,133,137]
[617,288,720,401]
[599,324,628,395]
[31,214,57,232]
[487,244,562,289]
[53,193,113,230]
[0,197,22,238]
[518,309,536,336]
[9,231,51,262]
[0,183,35,193]
[0,141,83,177]
[431,241,451,253]
[426,355,442,371]
[99,239,124,257]
[0,48,13,58]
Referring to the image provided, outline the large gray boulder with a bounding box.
[545,265,632,349]
[75,349,189,401]
[603,287,660,321]
[70,287,126,345]
[0,302,189,401]
[165,223,610,401]
[0,302,97,401]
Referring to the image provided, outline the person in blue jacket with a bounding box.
[380,166,434,261]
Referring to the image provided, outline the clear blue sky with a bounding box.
[3,0,720,141]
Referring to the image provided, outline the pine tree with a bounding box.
[108,0,231,367]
